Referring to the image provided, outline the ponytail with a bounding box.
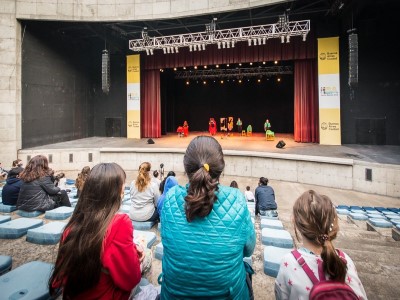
[136,162,151,192]
[183,136,225,222]
[321,239,347,282]
[185,167,218,222]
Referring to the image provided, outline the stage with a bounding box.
[22,132,400,166]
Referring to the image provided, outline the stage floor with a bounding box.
[24,132,400,165]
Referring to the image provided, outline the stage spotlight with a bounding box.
[189,45,193,52]
[150,49,154,55]
[186,81,189,85]
[250,62,253,65]
[202,44,206,50]
[286,35,290,43]
[220,80,224,84]
[216,64,219,68]
[145,49,150,55]
[175,47,179,53]
[281,36,285,43]
[194,66,198,69]
[231,41,235,47]
[257,79,261,83]
[238,79,242,83]
[227,41,230,48]
[239,63,242,66]
[174,67,177,71]
[203,81,206,85]
[222,42,226,48]
[218,42,221,49]
[274,60,278,64]
[302,34,307,42]
[258,38,262,45]
[262,37,266,44]
[183,66,186,70]
[163,48,167,54]
[263,61,266,64]
[193,45,197,51]
[171,47,175,53]
[248,39,252,46]
[227,64,230,67]
[253,38,257,46]
[277,78,281,82]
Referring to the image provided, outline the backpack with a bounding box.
[291,249,359,300]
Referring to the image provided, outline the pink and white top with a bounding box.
[275,249,368,300]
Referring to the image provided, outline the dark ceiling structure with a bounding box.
[21,0,355,54]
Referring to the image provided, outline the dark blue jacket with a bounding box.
[157,176,178,216]
[255,185,277,212]
[2,177,23,205]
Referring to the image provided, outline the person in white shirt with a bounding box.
[152,170,161,188]
[244,186,255,202]
[129,162,160,222]
[275,190,367,300]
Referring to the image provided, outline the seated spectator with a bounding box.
[12,159,23,168]
[75,166,91,198]
[159,170,176,194]
[0,162,8,179]
[230,180,239,188]
[244,186,255,202]
[50,163,143,299]
[17,155,71,212]
[275,190,367,299]
[160,136,256,299]
[157,176,178,216]
[1,167,24,205]
[255,177,278,217]
[129,162,160,222]
[152,170,161,187]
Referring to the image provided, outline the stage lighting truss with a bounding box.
[129,19,310,55]
[174,66,293,80]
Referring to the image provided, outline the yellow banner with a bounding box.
[318,37,339,74]
[318,37,341,145]
[127,54,140,139]
[319,109,341,145]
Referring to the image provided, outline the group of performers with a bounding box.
[177,118,272,137]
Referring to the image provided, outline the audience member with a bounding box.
[1,166,23,205]
[12,159,23,168]
[17,155,71,212]
[75,166,91,198]
[255,177,277,217]
[0,162,8,178]
[49,163,143,299]
[230,180,239,188]
[275,190,367,299]
[244,186,255,202]
[159,170,176,194]
[160,136,256,299]
[129,162,160,222]
[157,176,178,216]
[152,170,161,187]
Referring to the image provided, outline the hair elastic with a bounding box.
[318,234,329,244]
[203,163,210,172]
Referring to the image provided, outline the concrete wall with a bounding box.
[0,0,283,166]
[17,148,400,198]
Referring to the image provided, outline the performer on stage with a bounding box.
[209,118,217,136]
[183,121,189,137]
[264,119,271,132]
[236,118,242,133]
[227,117,233,136]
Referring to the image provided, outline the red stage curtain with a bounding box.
[143,36,316,70]
[142,70,161,138]
[294,59,319,143]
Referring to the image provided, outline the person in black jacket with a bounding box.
[255,177,278,217]
[1,167,24,205]
[17,155,71,212]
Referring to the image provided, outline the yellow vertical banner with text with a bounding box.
[318,37,341,145]
[127,55,140,139]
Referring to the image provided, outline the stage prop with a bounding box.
[127,54,141,139]
[266,130,275,141]
[318,37,341,145]
[247,125,252,136]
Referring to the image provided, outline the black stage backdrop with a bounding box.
[161,68,294,134]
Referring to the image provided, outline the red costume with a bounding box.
[183,121,189,137]
[209,118,217,135]
[56,214,141,300]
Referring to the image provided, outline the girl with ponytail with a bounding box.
[160,136,256,299]
[275,190,367,299]
[129,162,160,222]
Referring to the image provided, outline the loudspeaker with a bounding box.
[276,140,286,149]
[348,32,358,86]
[102,49,110,94]
[147,138,155,144]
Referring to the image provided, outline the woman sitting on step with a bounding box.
[17,155,70,212]
[50,163,144,299]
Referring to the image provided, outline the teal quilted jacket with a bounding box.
[160,184,256,299]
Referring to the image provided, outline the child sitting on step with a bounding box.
[275,190,367,299]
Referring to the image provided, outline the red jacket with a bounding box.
[64,214,142,299]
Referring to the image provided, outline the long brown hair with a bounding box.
[49,163,126,298]
[293,190,347,282]
[184,136,225,222]
[135,162,151,192]
[19,155,51,182]
[75,166,91,191]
